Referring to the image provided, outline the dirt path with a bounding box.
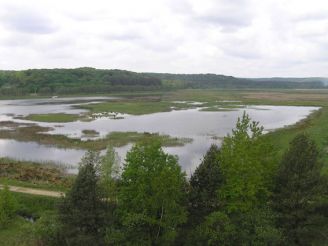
[0,184,64,198]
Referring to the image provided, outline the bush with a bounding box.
[0,185,18,228]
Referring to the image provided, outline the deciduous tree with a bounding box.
[116,141,187,245]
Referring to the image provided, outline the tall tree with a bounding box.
[272,134,328,245]
[189,144,222,220]
[189,112,281,245]
[58,151,106,246]
[115,141,187,245]
[99,144,120,201]
[218,111,275,213]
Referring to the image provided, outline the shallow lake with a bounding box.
[0,97,319,174]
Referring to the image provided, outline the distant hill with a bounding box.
[0,68,326,96]
[147,73,326,89]
[249,77,328,86]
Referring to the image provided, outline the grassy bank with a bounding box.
[264,107,328,173]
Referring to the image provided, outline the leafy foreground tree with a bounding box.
[218,112,275,213]
[58,151,106,246]
[109,141,187,245]
[272,134,328,245]
[189,112,281,245]
[99,144,120,202]
[0,185,18,228]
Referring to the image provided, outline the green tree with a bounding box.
[116,141,187,245]
[189,144,222,221]
[99,144,120,201]
[272,134,328,245]
[0,185,18,228]
[58,151,106,246]
[189,112,281,245]
[218,112,275,213]
[188,211,236,246]
[99,145,121,245]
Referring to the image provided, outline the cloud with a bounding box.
[0,0,327,77]
[1,4,57,34]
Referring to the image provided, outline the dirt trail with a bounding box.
[0,184,64,197]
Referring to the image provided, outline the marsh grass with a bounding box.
[0,158,73,191]
[0,122,192,151]
[82,129,100,137]
[24,113,80,123]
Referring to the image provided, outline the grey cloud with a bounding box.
[1,5,57,34]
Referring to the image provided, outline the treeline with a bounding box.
[0,68,162,96]
[14,113,325,245]
[0,68,326,96]
[147,73,326,89]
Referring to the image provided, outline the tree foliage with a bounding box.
[189,144,222,220]
[218,112,275,213]
[99,144,120,201]
[187,113,281,245]
[58,151,106,246]
[115,141,187,245]
[272,134,328,245]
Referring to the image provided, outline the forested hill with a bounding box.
[0,68,162,95]
[250,77,328,86]
[147,73,326,89]
[0,67,325,96]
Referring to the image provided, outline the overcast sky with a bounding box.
[0,0,327,77]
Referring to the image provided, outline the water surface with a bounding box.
[0,97,319,174]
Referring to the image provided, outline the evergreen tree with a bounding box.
[189,144,222,221]
[58,151,106,246]
[272,134,328,245]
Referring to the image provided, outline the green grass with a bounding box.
[24,113,80,123]
[0,192,59,246]
[14,192,58,218]
[263,107,328,173]
[0,216,37,246]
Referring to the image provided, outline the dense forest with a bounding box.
[0,68,162,96]
[0,68,326,96]
[2,113,327,245]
